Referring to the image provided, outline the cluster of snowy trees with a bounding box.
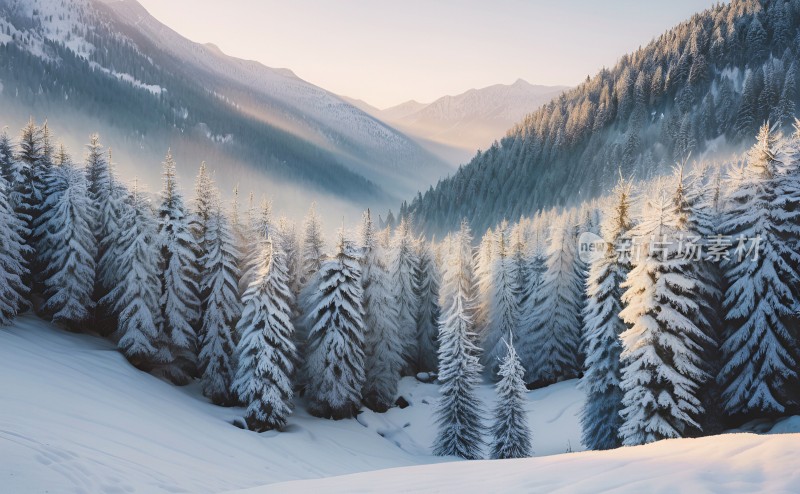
[464,120,800,451]
[405,0,800,236]
[0,119,532,453]
[2,117,799,458]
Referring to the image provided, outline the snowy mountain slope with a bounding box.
[0,0,449,214]
[99,0,447,184]
[242,430,800,493]
[360,80,568,164]
[0,316,584,493]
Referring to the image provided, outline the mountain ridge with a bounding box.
[403,0,798,236]
[350,80,568,165]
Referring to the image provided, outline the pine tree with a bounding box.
[303,231,366,419]
[0,170,29,326]
[482,227,521,376]
[86,136,126,332]
[274,216,301,298]
[414,240,441,373]
[35,147,96,329]
[433,220,485,460]
[718,123,800,417]
[155,151,201,385]
[96,166,131,307]
[300,202,325,287]
[198,193,241,406]
[239,197,273,296]
[618,181,709,446]
[14,119,44,288]
[360,211,404,412]
[490,338,533,459]
[518,213,584,386]
[233,239,296,432]
[580,178,632,451]
[473,227,496,334]
[0,127,19,189]
[674,162,726,434]
[101,182,164,371]
[390,217,420,373]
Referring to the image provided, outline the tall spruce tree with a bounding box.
[239,197,273,297]
[390,217,420,374]
[490,338,533,459]
[198,193,241,406]
[303,231,366,419]
[433,220,485,460]
[482,227,522,377]
[415,240,441,373]
[618,181,709,446]
[718,123,800,418]
[233,239,296,431]
[518,213,584,386]
[0,127,19,191]
[155,151,201,385]
[35,147,96,329]
[360,210,404,412]
[299,203,325,288]
[101,182,164,371]
[580,178,632,451]
[14,119,44,289]
[0,170,29,326]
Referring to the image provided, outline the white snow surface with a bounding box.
[244,432,800,493]
[0,315,583,493]
[3,315,798,493]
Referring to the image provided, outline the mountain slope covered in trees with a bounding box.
[405,0,800,235]
[0,0,448,213]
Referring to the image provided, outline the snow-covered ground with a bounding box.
[3,316,798,493]
[245,430,800,493]
[0,315,582,493]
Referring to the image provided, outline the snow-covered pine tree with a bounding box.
[198,192,241,406]
[579,177,632,451]
[718,123,800,418]
[299,202,325,287]
[34,146,96,329]
[509,224,530,308]
[518,212,584,386]
[482,227,522,377]
[490,337,533,459]
[96,166,131,304]
[0,127,19,191]
[390,217,420,374]
[190,162,215,251]
[359,210,404,412]
[617,180,709,446]
[17,119,47,222]
[239,197,273,297]
[86,137,128,333]
[14,119,44,289]
[303,231,366,419]
[674,161,726,434]
[473,226,496,335]
[433,220,485,460]
[0,168,29,326]
[101,181,164,371]
[275,216,301,298]
[155,151,201,385]
[233,239,296,431]
[414,239,441,373]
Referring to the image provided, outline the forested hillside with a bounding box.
[405,0,800,235]
[0,0,448,213]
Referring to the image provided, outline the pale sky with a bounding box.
[136,0,720,109]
